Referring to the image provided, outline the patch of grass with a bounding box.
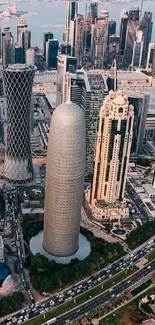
[132,280,152,296]
[146,249,155,262]
[100,314,123,325]
[25,266,137,325]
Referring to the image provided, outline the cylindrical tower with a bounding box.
[2,64,35,183]
[43,101,85,257]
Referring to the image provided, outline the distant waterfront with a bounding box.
[1,1,155,48]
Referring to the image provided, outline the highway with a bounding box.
[55,260,155,325]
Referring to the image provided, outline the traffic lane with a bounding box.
[56,261,155,325]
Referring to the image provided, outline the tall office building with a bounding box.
[131,30,144,68]
[26,48,35,66]
[64,69,108,181]
[88,3,98,23]
[61,44,71,55]
[120,9,128,57]
[122,90,149,154]
[74,14,85,68]
[65,1,79,44]
[17,18,31,63]
[139,11,153,64]
[56,54,77,106]
[46,39,59,69]
[107,20,116,45]
[43,31,53,60]
[108,35,120,65]
[124,7,139,66]
[2,27,14,66]
[15,43,23,64]
[43,101,85,257]
[2,64,35,183]
[90,91,134,206]
[91,8,109,68]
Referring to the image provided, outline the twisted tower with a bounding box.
[43,101,85,257]
[2,64,35,183]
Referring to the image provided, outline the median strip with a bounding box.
[25,265,137,325]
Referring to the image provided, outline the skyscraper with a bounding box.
[43,101,85,257]
[131,30,144,68]
[90,91,134,205]
[108,35,120,65]
[107,20,116,45]
[2,64,35,183]
[88,3,98,24]
[15,44,23,64]
[146,42,155,69]
[64,69,108,182]
[46,39,59,69]
[124,7,139,66]
[56,54,77,107]
[74,14,85,68]
[17,18,31,63]
[139,11,153,64]
[120,9,128,57]
[65,1,79,45]
[91,8,109,68]
[43,31,53,61]
[26,48,35,66]
[2,27,14,66]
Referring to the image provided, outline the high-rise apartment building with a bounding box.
[43,101,85,257]
[46,39,59,69]
[17,18,31,63]
[131,30,144,68]
[90,91,134,205]
[91,8,109,68]
[139,11,153,64]
[2,27,14,66]
[56,54,77,106]
[2,64,35,183]
[120,9,128,57]
[64,69,108,181]
[124,7,139,66]
[26,48,35,66]
[74,14,85,68]
[43,31,53,60]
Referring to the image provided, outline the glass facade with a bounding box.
[2,64,35,183]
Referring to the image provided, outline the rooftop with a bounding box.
[143,183,155,195]
[5,64,35,72]
[34,71,56,84]
[85,71,108,92]
[117,70,150,81]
